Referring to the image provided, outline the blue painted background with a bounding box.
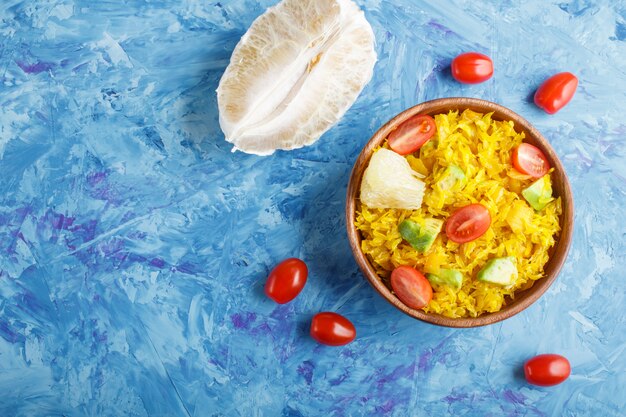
[1,1,624,416]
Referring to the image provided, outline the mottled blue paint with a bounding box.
[0,0,624,416]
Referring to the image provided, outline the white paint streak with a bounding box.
[187,293,203,343]
[0,110,30,160]
[24,336,44,365]
[256,205,282,227]
[50,4,74,20]
[569,310,600,333]
[93,32,133,67]
[329,281,365,311]
[144,82,156,96]
[167,21,182,33]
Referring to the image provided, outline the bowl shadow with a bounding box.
[295,156,389,314]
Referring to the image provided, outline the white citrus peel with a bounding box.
[217,0,377,155]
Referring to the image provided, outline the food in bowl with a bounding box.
[355,109,562,318]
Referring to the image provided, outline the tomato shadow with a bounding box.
[298,162,353,288]
[525,89,538,105]
[513,359,528,383]
[440,64,456,83]
[296,314,314,339]
[253,271,268,301]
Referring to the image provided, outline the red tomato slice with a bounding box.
[310,312,356,346]
[390,266,433,310]
[387,114,436,155]
[534,72,578,114]
[446,204,491,244]
[264,258,308,304]
[451,52,494,84]
[512,143,550,178]
[524,354,571,387]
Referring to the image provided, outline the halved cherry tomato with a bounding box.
[534,72,578,114]
[387,114,436,155]
[451,52,494,84]
[524,354,571,386]
[512,143,550,178]
[310,312,356,346]
[390,266,433,310]
[446,204,491,244]
[264,258,307,304]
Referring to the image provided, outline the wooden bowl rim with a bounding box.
[345,97,574,328]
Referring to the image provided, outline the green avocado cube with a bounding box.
[522,174,553,211]
[436,165,467,191]
[426,268,463,291]
[477,257,518,287]
[399,218,443,253]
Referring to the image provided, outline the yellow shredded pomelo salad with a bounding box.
[355,109,562,318]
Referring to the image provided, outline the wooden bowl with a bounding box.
[346,97,574,328]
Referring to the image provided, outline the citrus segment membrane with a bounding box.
[217,0,377,155]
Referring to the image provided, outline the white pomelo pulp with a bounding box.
[360,149,426,210]
[217,0,377,155]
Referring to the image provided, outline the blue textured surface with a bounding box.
[1,1,625,416]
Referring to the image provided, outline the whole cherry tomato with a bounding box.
[264,258,308,304]
[534,72,578,114]
[451,52,494,84]
[512,143,551,178]
[524,354,571,386]
[310,312,356,346]
[387,114,436,155]
[445,204,492,244]
[390,266,433,310]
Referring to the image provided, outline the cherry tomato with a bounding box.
[264,258,307,304]
[390,266,433,310]
[451,52,494,84]
[310,312,356,346]
[446,204,491,244]
[524,354,571,386]
[512,143,551,178]
[387,114,436,155]
[534,72,578,114]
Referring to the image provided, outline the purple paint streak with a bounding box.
[297,360,314,385]
[16,60,55,74]
[86,171,108,187]
[418,349,434,373]
[374,399,396,415]
[230,312,257,330]
[249,322,272,337]
[175,261,201,275]
[150,257,166,268]
[329,370,350,386]
[74,219,98,241]
[503,389,526,405]
[51,213,75,230]
[444,390,470,404]
[97,238,125,256]
[0,320,24,343]
[92,330,108,344]
[376,363,415,388]
[427,19,456,36]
